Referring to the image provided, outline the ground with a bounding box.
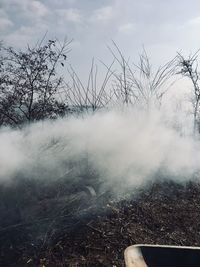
[1,179,200,267]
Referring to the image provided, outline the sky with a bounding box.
[1,0,200,82]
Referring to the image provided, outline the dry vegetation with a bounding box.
[1,179,200,266]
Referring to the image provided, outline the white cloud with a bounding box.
[56,8,82,23]
[4,24,48,47]
[0,17,13,31]
[188,16,200,25]
[91,6,114,22]
[28,1,49,17]
[118,23,135,34]
[1,0,50,20]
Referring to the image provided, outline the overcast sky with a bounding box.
[1,0,200,79]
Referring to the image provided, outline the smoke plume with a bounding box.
[0,107,199,193]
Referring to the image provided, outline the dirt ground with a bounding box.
[1,179,200,267]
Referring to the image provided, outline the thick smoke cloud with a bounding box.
[0,107,199,192]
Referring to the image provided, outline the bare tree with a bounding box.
[0,38,72,127]
[177,51,200,134]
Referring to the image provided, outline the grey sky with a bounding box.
[1,0,200,79]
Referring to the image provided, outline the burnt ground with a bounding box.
[1,179,200,267]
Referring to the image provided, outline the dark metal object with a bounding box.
[125,244,200,267]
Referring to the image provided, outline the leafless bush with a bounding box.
[106,42,177,108]
[64,59,114,113]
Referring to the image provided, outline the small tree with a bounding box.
[177,51,200,134]
[0,38,71,127]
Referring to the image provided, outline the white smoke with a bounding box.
[0,107,199,191]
